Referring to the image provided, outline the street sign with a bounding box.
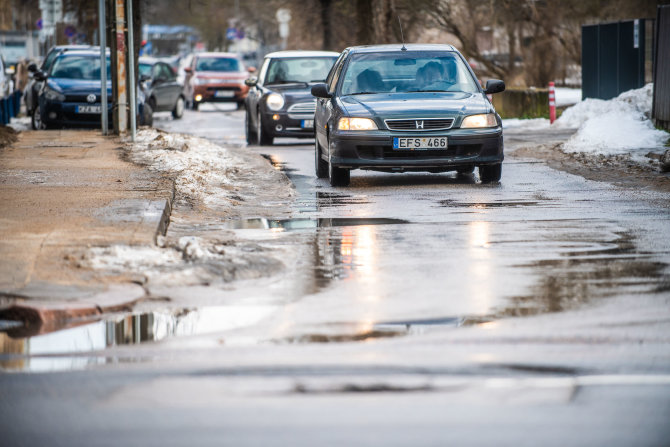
[226,27,237,40]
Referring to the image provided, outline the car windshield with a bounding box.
[50,55,111,80]
[265,57,338,84]
[340,51,479,95]
[195,57,241,72]
[139,63,152,77]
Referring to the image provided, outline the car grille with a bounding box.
[357,144,481,159]
[384,118,455,131]
[287,101,316,119]
[65,94,111,103]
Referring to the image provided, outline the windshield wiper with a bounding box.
[267,80,308,86]
[347,91,382,95]
[405,89,450,93]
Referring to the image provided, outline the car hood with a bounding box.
[339,92,491,119]
[49,78,112,95]
[195,71,247,80]
[268,84,315,103]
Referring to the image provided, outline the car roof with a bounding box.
[55,50,107,58]
[345,44,457,53]
[139,56,160,65]
[194,52,240,58]
[264,50,341,59]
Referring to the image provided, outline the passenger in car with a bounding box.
[355,69,385,93]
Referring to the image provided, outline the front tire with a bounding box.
[315,139,328,178]
[172,96,185,119]
[32,106,46,130]
[328,155,350,187]
[479,163,502,183]
[245,110,256,145]
[256,111,273,146]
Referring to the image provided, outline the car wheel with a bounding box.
[328,152,350,187]
[256,111,273,146]
[142,102,154,127]
[245,110,256,145]
[315,138,328,178]
[479,163,502,183]
[172,96,185,119]
[457,165,475,175]
[31,106,45,130]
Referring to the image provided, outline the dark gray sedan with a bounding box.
[311,44,505,186]
[139,57,185,119]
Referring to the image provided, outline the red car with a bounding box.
[183,52,254,110]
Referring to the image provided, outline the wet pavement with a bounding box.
[2,104,670,445]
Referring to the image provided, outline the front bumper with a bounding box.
[193,83,248,103]
[261,111,315,138]
[329,127,503,171]
[42,100,113,127]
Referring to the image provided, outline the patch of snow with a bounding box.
[86,245,183,272]
[127,129,238,207]
[556,84,668,158]
[502,118,550,130]
[554,87,582,107]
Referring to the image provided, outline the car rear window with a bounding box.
[195,57,241,72]
[50,55,111,80]
[340,51,479,95]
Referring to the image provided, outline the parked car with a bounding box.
[24,45,96,129]
[183,52,252,110]
[139,56,185,119]
[311,44,506,186]
[33,49,151,129]
[244,50,339,146]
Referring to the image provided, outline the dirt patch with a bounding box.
[0,126,18,149]
[511,143,670,193]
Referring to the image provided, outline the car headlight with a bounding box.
[266,93,285,111]
[461,113,497,128]
[44,85,65,101]
[338,117,378,131]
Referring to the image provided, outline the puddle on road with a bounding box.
[437,200,540,208]
[0,305,275,372]
[218,217,409,231]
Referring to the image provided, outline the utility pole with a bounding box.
[98,0,108,135]
[114,0,127,134]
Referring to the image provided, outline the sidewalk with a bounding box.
[0,130,174,329]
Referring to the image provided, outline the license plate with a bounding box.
[215,90,235,98]
[76,105,101,114]
[393,137,448,150]
[301,119,314,129]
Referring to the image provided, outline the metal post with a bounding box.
[115,0,127,134]
[99,0,108,135]
[127,0,136,141]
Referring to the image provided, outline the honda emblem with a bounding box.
[415,120,424,129]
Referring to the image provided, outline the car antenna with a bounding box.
[398,16,407,51]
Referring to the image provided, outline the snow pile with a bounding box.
[502,118,550,130]
[85,245,183,272]
[128,129,238,206]
[557,84,668,156]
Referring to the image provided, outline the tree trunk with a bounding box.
[320,0,332,50]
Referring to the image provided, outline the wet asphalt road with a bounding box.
[2,104,670,446]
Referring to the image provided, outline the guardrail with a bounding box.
[0,91,22,125]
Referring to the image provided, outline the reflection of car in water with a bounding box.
[244,51,339,146]
[33,49,150,129]
[139,56,185,119]
[182,52,252,110]
[312,44,506,186]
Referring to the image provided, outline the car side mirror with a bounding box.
[311,83,332,99]
[484,79,505,95]
[28,63,38,73]
[33,71,47,81]
[247,66,256,73]
[139,74,151,83]
[245,77,257,87]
